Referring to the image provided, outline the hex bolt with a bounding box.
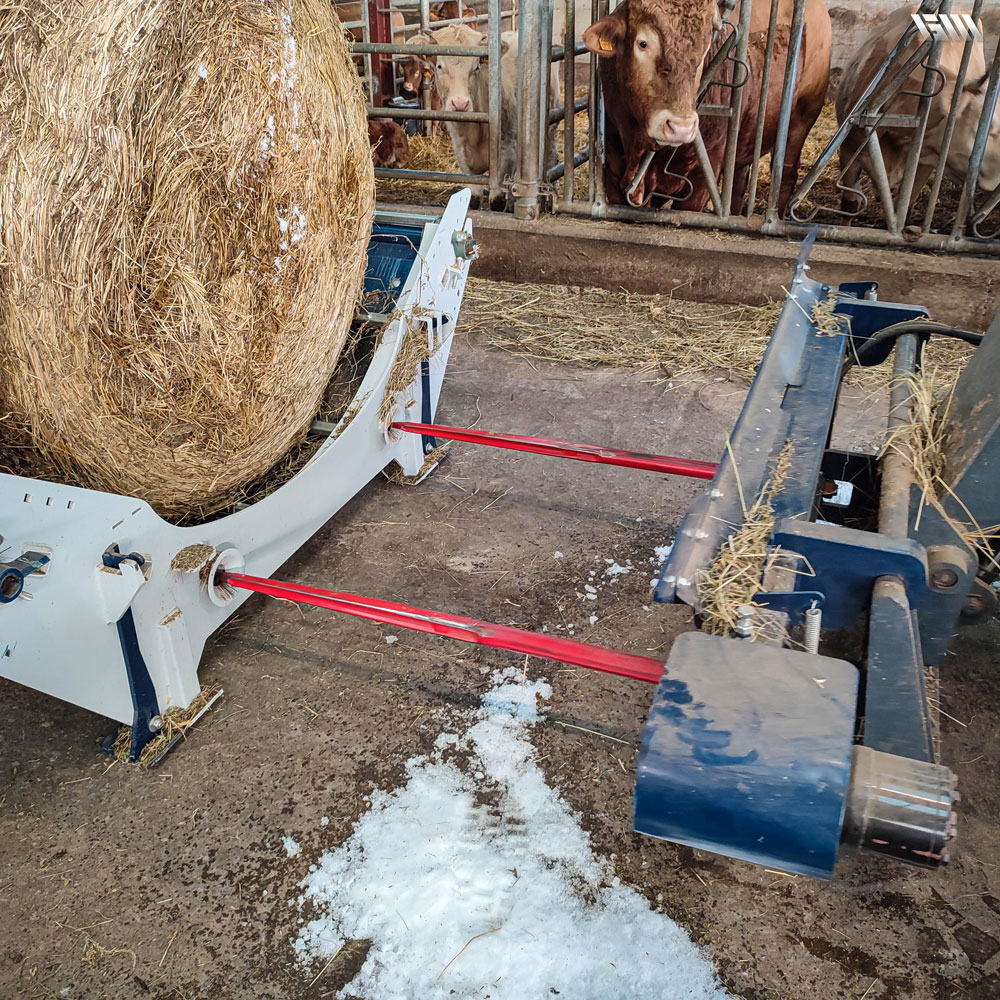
[148,715,164,733]
[931,566,959,590]
[451,231,480,261]
[734,604,755,638]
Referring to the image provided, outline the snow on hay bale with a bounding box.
[0,0,375,519]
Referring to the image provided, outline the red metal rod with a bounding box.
[392,421,718,480]
[225,573,665,685]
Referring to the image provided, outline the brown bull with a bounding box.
[584,0,831,212]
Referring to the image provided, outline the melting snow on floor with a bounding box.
[293,669,729,1000]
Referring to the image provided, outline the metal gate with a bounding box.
[347,0,1000,253]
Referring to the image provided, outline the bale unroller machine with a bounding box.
[3,194,998,879]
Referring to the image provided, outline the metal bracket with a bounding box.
[771,519,927,632]
[0,551,50,604]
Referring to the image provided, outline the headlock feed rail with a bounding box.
[4,220,996,880]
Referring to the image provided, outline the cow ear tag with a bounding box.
[599,34,614,51]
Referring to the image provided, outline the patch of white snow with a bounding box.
[293,670,729,1000]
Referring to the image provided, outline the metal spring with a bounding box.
[804,605,822,654]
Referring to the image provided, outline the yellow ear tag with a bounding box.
[599,35,614,51]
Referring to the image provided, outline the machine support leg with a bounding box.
[100,608,162,763]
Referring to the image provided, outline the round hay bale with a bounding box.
[0,0,375,519]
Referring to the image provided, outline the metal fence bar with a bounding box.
[720,0,753,215]
[551,42,588,63]
[375,167,489,183]
[592,0,611,211]
[549,149,590,182]
[360,0,375,102]
[764,0,806,225]
[355,41,492,55]
[744,0,780,216]
[370,105,490,122]
[555,197,1000,254]
[563,0,577,204]
[549,96,589,126]
[693,131,726,215]
[867,129,898,232]
[539,0,555,182]
[514,0,544,219]
[891,1,948,231]
[488,0,503,204]
[951,40,1000,241]
[922,0,984,234]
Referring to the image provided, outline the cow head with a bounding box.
[584,0,721,147]
[410,24,508,114]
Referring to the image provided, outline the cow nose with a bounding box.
[450,98,471,112]
[649,111,698,147]
[661,115,698,145]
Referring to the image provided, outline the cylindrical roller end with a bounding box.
[842,745,957,867]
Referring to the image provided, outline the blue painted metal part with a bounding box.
[656,235,832,606]
[0,552,49,604]
[115,608,162,764]
[832,296,929,367]
[865,577,935,763]
[635,632,858,878]
[99,545,160,763]
[752,590,824,625]
[657,234,938,626]
[363,223,423,308]
[769,520,928,632]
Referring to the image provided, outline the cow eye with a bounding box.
[637,39,648,50]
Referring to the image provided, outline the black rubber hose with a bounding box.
[844,320,983,370]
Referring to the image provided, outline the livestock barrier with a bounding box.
[350,0,1000,254]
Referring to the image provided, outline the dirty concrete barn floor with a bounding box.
[1,294,999,1000]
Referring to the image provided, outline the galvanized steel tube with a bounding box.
[563,0,576,203]
[764,0,805,224]
[745,0,780,214]
[922,0,984,233]
[951,39,1000,241]
[514,0,543,218]
[720,0,754,215]
[489,0,503,203]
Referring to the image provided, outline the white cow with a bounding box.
[411,24,557,197]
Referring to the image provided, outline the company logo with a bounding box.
[912,12,983,43]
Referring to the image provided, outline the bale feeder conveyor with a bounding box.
[3,197,998,880]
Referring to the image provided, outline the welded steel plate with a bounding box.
[635,632,858,878]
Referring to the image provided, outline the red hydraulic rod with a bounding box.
[224,573,665,685]
[391,421,718,480]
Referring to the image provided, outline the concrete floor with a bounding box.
[1,323,998,1000]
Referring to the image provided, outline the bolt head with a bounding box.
[931,566,959,590]
[148,715,163,733]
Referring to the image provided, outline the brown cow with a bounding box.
[583,0,831,212]
[368,119,411,168]
[836,6,999,220]
[429,2,478,23]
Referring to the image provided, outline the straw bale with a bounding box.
[0,0,375,519]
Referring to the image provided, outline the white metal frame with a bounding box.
[0,191,473,729]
